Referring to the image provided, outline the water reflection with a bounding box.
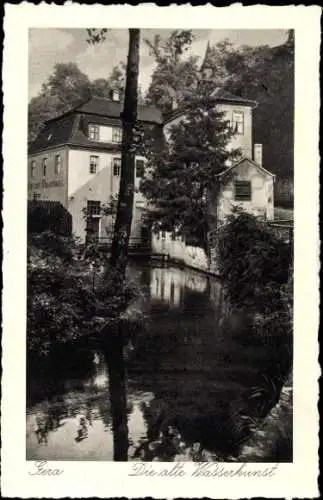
[150,266,209,308]
[27,263,290,461]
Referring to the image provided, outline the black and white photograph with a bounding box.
[1,4,320,499]
[26,26,294,463]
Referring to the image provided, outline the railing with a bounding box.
[267,219,293,244]
[85,236,151,253]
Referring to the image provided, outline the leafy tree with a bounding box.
[28,61,127,142]
[91,78,113,98]
[28,63,92,141]
[141,81,239,251]
[217,209,292,312]
[42,62,93,108]
[92,63,126,98]
[146,30,294,186]
[212,31,294,181]
[145,30,199,116]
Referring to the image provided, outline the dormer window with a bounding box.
[232,111,244,135]
[89,124,100,141]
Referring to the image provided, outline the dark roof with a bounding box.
[210,88,257,106]
[29,97,163,154]
[74,98,163,124]
[29,114,77,153]
[45,97,163,125]
[216,157,275,178]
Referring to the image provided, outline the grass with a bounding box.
[237,380,292,462]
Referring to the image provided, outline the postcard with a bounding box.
[1,3,320,498]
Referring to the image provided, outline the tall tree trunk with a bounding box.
[109,29,140,278]
[105,29,140,462]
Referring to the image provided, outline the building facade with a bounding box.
[28,94,163,244]
[163,87,275,228]
[28,43,275,248]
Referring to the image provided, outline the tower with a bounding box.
[199,41,214,82]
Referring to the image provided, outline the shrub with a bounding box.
[217,210,292,312]
[27,231,139,359]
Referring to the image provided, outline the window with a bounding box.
[136,159,145,178]
[113,158,121,176]
[112,127,122,143]
[232,111,244,135]
[54,155,62,176]
[32,192,40,201]
[87,200,101,216]
[88,124,100,141]
[42,158,47,178]
[235,181,251,201]
[89,155,99,174]
[30,160,36,179]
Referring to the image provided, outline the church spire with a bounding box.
[199,40,214,81]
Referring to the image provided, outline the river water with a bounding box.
[26,262,288,461]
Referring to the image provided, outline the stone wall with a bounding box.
[151,231,216,275]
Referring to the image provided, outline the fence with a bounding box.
[28,200,72,236]
[267,220,294,245]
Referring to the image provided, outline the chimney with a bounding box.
[254,143,263,166]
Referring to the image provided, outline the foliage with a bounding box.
[145,30,199,116]
[221,33,294,181]
[146,30,294,181]
[28,231,75,263]
[141,81,239,251]
[28,61,127,142]
[27,231,139,359]
[238,385,292,462]
[28,63,93,141]
[217,210,293,461]
[217,209,292,311]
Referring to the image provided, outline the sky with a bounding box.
[29,28,288,101]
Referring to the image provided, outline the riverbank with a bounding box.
[238,373,293,462]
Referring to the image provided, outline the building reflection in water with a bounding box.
[150,266,210,307]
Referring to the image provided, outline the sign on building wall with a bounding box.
[28,180,64,189]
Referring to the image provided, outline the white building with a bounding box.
[28,91,163,244]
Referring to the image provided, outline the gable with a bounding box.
[218,157,275,180]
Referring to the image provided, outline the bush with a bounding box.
[217,210,292,312]
[28,230,76,263]
[27,232,139,359]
